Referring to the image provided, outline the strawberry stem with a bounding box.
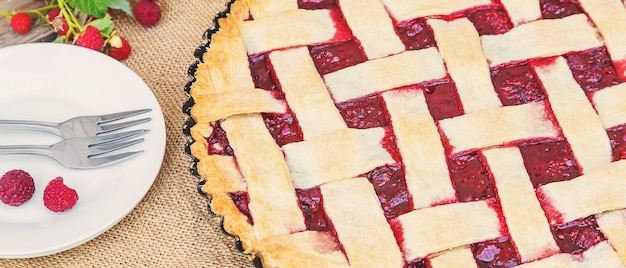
[0,10,11,18]
[57,0,82,42]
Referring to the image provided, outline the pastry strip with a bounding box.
[482,148,559,262]
[499,0,541,25]
[258,231,350,267]
[592,83,626,129]
[516,242,623,268]
[190,88,285,123]
[339,0,404,59]
[222,114,306,240]
[269,47,347,140]
[481,14,603,66]
[320,178,404,268]
[245,0,297,18]
[381,90,456,209]
[324,48,446,102]
[428,18,501,113]
[198,155,246,193]
[429,247,478,268]
[439,101,559,154]
[241,9,337,54]
[200,5,254,94]
[398,200,502,260]
[283,128,395,189]
[382,0,492,22]
[539,160,626,224]
[533,57,612,173]
[597,209,626,264]
[578,0,626,80]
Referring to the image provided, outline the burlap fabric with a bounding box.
[0,0,254,267]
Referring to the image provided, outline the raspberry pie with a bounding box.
[184,0,626,267]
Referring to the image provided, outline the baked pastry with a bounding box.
[184,0,626,267]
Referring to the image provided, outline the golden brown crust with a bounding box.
[189,1,312,261]
[189,0,262,255]
[210,193,257,253]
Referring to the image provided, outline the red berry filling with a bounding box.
[296,187,331,231]
[472,236,521,268]
[309,40,367,75]
[336,94,389,129]
[364,165,412,219]
[229,191,253,225]
[448,152,496,202]
[423,82,465,120]
[491,64,546,106]
[249,53,279,92]
[565,47,621,94]
[540,0,582,19]
[406,259,428,268]
[551,216,606,254]
[206,122,234,156]
[519,139,580,188]
[394,18,437,51]
[466,6,514,36]
[262,112,304,147]
[607,124,626,161]
[298,0,337,10]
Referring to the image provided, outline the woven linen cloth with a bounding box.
[0,0,254,267]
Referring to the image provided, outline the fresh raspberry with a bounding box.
[47,8,70,37]
[0,169,35,206]
[43,177,78,212]
[108,36,132,61]
[132,0,161,27]
[75,25,104,51]
[10,12,32,35]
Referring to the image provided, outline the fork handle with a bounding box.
[0,144,52,157]
[0,120,62,136]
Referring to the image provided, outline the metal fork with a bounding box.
[0,109,152,138]
[0,129,147,169]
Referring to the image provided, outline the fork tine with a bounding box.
[88,138,145,156]
[87,151,143,167]
[97,109,152,124]
[98,117,151,134]
[88,129,148,145]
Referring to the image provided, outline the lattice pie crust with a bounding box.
[185,0,626,267]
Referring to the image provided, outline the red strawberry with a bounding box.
[47,8,70,37]
[108,36,132,61]
[132,0,161,27]
[75,25,104,51]
[0,169,35,206]
[43,177,78,212]
[10,12,32,35]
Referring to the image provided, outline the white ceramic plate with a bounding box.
[0,43,166,258]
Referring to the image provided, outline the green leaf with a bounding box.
[67,0,110,18]
[53,36,66,43]
[88,18,114,36]
[108,0,134,18]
